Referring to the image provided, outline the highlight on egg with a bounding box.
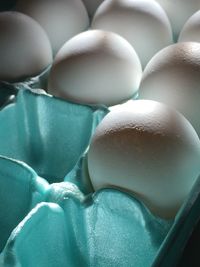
[87,100,200,219]
[15,0,89,55]
[91,0,173,68]
[139,42,200,136]
[178,10,200,43]
[0,11,52,82]
[48,30,142,107]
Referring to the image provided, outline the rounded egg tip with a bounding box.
[48,29,142,107]
[88,99,200,219]
[0,11,53,82]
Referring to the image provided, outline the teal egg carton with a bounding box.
[0,87,199,266]
[0,64,51,109]
[0,89,107,183]
[0,155,200,267]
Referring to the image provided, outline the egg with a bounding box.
[82,0,104,17]
[178,10,200,43]
[48,30,142,107]
[155,0,200,40]
[139,42,200,136]
[0,11,52,83]
[88,100,200,219]
[91,0,173,68]
[15,0,89,55]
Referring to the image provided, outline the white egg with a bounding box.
[88,100,200,219]
[179,10,200,43]
[155,0,200,40]
[15,0,89,55]
[91,0,173,68]
[0,11,52,82]
[82,0,104,17]
[139,42,200,136]
[48,30,142,107]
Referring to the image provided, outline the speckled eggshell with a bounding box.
[156,0,200,40]
[178,10,200,43]
[0,11,52,82]
[15,0,89,55]
[139,42,200,136]
[48,30,142,107]
[91,0,173,68]
[88,100,200,219]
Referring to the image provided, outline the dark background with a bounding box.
[0,0,16,11]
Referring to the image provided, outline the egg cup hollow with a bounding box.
[0,152,200,267]
[0,88,108,184]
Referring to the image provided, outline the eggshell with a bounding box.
[156,0,200,40]
[91,0,173,68]
[178,10,200,43]
[15,0,89,55]
[88,100,200,219]
[0,11,52,82]
[82,0,104,17]
[48,30,142,107]
[139,42,200,136]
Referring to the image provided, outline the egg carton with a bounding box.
[0,86,199,267]
[0,64,51,109]
[0,1,200,266]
